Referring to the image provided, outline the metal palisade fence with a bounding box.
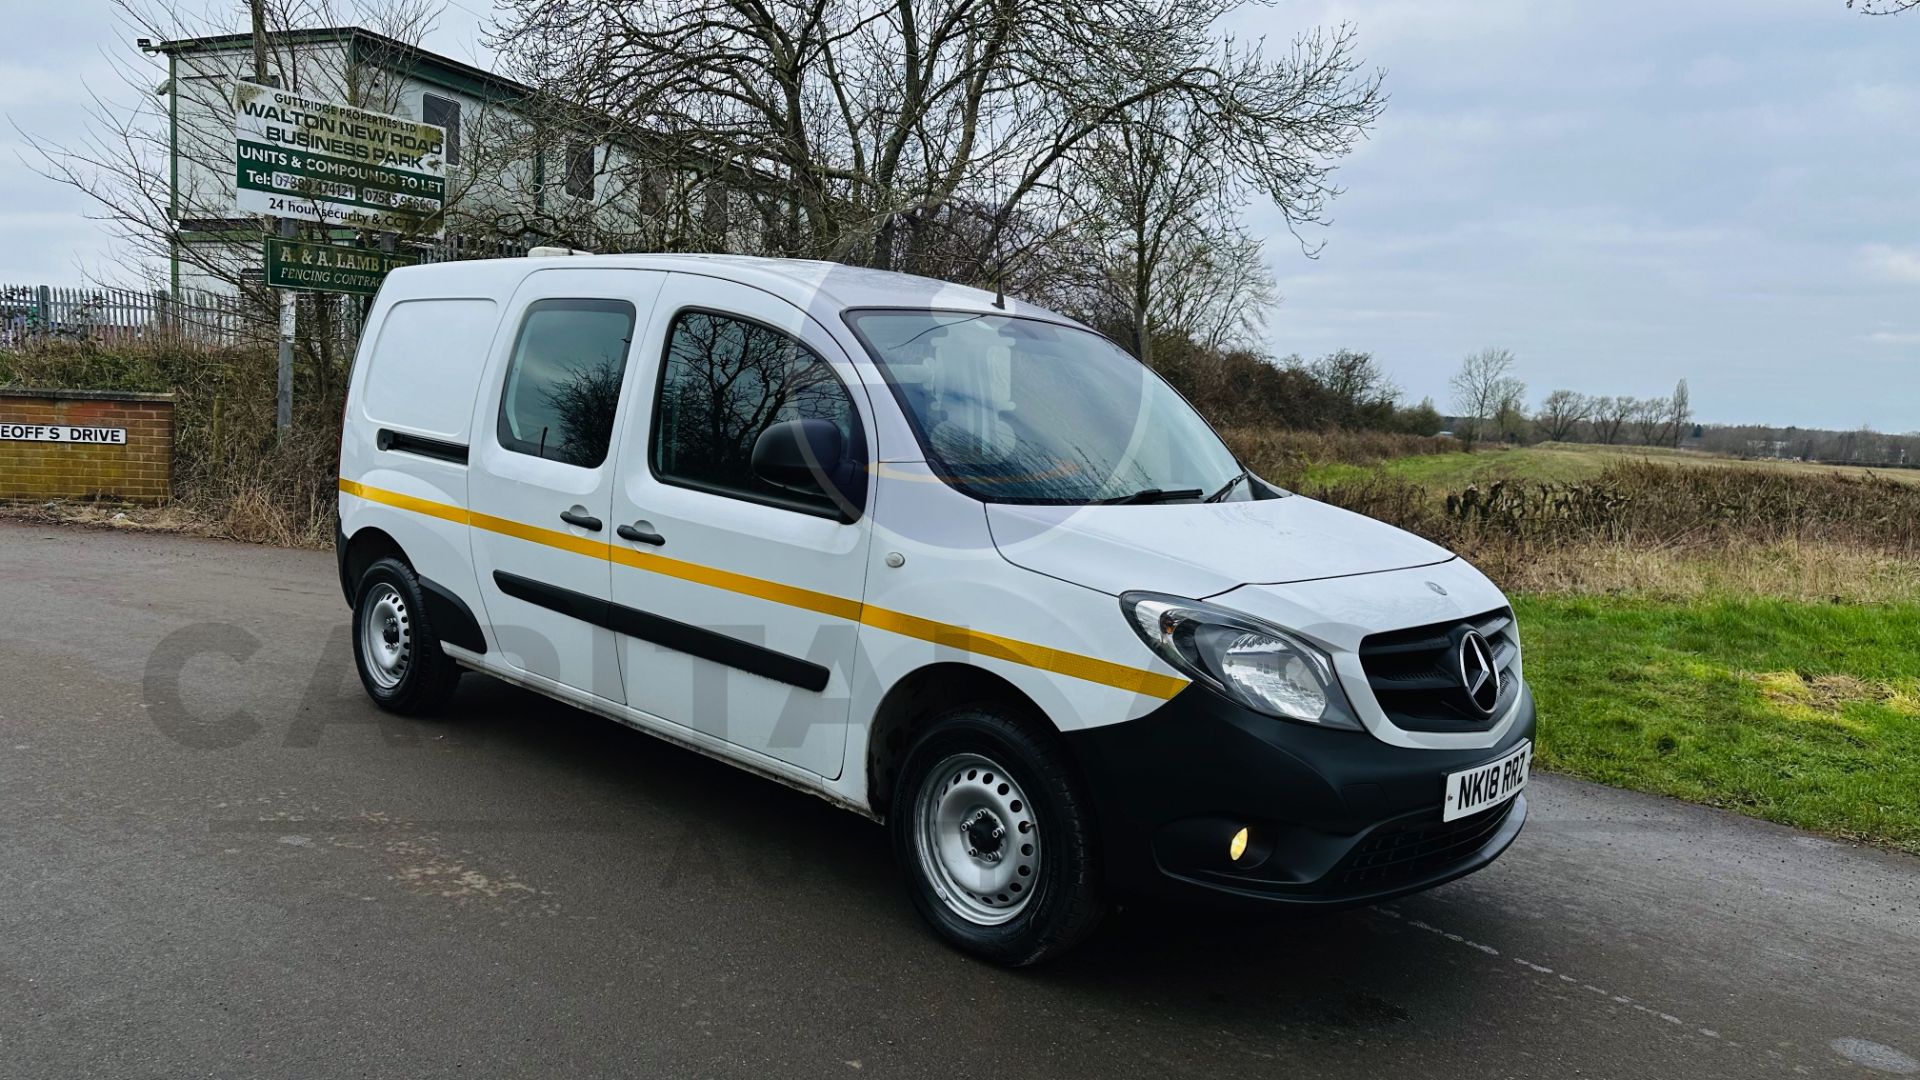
[417,234,530,264]
[1,237,529,352]
[0,283,258,348]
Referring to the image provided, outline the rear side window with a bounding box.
[650,309,859,512]
[496,298,635,468]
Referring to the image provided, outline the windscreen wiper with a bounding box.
[1095,487,1204,505]
[1204,470,1248,503]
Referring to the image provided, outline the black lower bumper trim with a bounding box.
[334,521,352,607]
[1065,682,1536,910]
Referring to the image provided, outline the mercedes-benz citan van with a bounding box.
[337,253,1534,965]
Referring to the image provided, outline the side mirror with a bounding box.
[751,418,864,519]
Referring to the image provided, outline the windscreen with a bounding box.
[849,311,1243,504]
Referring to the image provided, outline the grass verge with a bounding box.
[1517,593,1920,854]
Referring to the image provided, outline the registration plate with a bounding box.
[1443,741,1531,822]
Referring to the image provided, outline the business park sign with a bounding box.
[232,81,447,234]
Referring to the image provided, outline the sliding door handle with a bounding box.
[617,523,666,546]
[559,508,603,531]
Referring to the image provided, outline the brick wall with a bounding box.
[0,389,176,504]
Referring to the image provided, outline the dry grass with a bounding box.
[1235,430,1920,600]
[1474,538,1920,602]
[1299,459,1920,561]
[1746,671,1920,722]
[1535,441,1920,486]
[1,339,340,547]
[0,498,230,538]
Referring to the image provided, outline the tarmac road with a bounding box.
[1,520,1916,1079]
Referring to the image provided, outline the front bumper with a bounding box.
[1065,681,1535,910]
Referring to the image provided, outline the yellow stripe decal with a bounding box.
[467,507,614,561]
[339,477,471,527]
[857,606,1189,699]
[610,545,867,623]
[341,478,1187,699]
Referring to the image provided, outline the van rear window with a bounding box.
[496,298,636,468]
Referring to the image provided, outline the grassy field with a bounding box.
[1517,594,1920,854]
[1300,441,1920,490]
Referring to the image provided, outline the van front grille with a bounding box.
[1338,798,1517,887]
[1357,608,1519,733]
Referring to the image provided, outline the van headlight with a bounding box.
[1120,591,1362,730]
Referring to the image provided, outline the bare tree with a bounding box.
[1667,378,1692,448]
[1065,88,1277,362]
[489,0,1386,288]
[1150,229,1278,358]
[1591,395,1631,445]
[1494,386,1530,445]
[1848,0,1918,13]
[1534,389,1592,443]
[1448,347,1525,452]
[1629,395,1671,446]
[1307,349,1399,428]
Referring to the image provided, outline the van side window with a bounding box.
[496,298,636,468]
[651,309,859,511]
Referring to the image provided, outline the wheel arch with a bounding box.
[339,524,487,655]
[865,662,1051,822]
[339,524,408,605]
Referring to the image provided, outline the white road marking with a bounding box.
[1830,1038,1920,1075]
[1374,905,1746,1054]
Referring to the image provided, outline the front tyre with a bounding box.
[351,556,461,715]
[891,707,1104,966]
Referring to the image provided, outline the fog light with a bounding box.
[1229,826,1250,862]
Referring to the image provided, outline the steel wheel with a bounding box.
[913,751,1041,926]
[358,582,412,691]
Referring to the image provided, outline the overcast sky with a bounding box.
[3,0,1915,430]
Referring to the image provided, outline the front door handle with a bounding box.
[617,523,666,546]
[559,508,603,531]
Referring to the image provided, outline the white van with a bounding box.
[337,254,1533,965]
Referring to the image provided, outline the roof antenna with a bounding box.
[990,216,1006,310]
[986,163,1008,310]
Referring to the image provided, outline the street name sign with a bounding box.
[1,424,127,445]
[264,238,417,297]
[233,81,447,235]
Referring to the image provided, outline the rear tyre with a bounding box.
[890,706,1105,966]
[351,556,461,715]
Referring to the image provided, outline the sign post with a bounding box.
[275,220,295,434]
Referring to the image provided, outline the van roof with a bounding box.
[381,253,1082,328]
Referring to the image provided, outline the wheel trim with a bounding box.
[913,752,1040,926]
[360,583,413,691]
